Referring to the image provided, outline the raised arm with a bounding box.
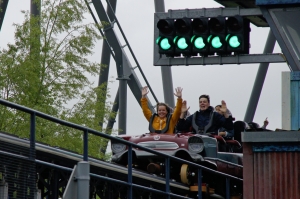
[219,100,229,118]
[180,100,190,119]
[174,87,183,99]
[172,87,183,123]
[141,86,149,98]
[140,86,152,121]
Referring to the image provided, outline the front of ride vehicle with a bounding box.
[111,132,218,177]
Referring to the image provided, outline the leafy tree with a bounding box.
[0,0,115,159]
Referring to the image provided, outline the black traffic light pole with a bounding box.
[154,0,175,108]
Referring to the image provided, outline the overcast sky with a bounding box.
[0,0,290,135]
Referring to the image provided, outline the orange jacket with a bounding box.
[141,97,182,134]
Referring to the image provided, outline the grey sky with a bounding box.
[0,0,289,134]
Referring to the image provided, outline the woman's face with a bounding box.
[157,105,168,119]
[199,98,210,111]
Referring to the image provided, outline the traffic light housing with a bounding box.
[208,17,227,55]
[226,16,250,54]
[174,18,192,56]
[191,18,210,56]
[156,19,176,57]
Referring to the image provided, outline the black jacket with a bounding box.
[176,106,233,134]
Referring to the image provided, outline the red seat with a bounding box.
[225,139,242,148]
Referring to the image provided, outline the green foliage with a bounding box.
[0,0,115,160]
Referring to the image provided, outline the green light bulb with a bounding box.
[177,37,188,50]
[194,37,205,49]
[229,36,240,48]
[156,36,161,44]
[211,36,222,49]
[160,38,171,50]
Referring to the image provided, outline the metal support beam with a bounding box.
[0,0,9,31]
[154,53,285,66]
[0,181,8,199]
[260,6,300,71]
[106,88,119,131]
[98,0,117,128]
[117,75,129,135]
[63,161,90,199]
[154,0,175,107]
[244,30,276,122]
[30,0,40,16]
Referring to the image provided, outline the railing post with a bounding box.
[127,145,132,199]
[226,177,230,199]
[165,157,170,199]
[198,168,202,199]
[83,130,88,161]
[30,112,36,160]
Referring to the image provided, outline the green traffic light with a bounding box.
[159,38,171,50]
[211,36,222,49]
[192,36,205,49]
[177,37,188,50]
[228,35,241,48]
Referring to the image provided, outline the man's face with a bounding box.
[199,98,209,111]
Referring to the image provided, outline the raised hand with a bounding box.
[174,87,183,99]
[181,100,190,113]
[264,117,269,127]
[141,86,149,98]
[219,100,228,116]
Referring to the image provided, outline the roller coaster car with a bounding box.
[111,132,243,187]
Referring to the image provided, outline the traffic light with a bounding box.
[226,16,250,54]
[156,19,176,57]
[174,18,192,56]
[208,17,227,55]
[191,18,210,56]
[154,15,250,58]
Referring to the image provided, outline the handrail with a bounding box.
[0,98,242,199]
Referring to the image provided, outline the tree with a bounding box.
[0,0,115,160]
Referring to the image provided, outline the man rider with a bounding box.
[176,95,233,135]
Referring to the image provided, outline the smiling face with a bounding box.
[199,97,210,111]
[157,105,168,119]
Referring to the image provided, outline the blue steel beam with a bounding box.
[243,30,276,122]
[260,7,300,71]
[0,0,9,31]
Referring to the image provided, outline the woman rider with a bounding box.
[141,86,183,134]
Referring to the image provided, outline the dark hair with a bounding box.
[215,105,221,109]
[199,94,210,103]
[156,102,171,114]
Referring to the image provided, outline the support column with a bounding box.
[244,30,276,122]
[290,72,300,130]
[117,76,129,135]
[98,0,117,128]
[63,161,90,199]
